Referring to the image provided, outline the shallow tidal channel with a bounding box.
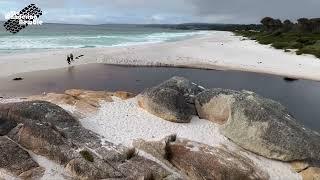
[0,64,319,132]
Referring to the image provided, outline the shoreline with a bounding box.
[1,31,320,81]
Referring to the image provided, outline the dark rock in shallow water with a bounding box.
[138,76,204,123]
[12,77,23,81]
[195,89,320,161]
[284,77,299,82]
[0,136,40,176]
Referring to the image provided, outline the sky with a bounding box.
[0,0,319,25]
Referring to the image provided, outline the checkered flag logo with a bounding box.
[3,4,43,34]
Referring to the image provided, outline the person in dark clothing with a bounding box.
[70,53,74,61]
[67,55,71,65]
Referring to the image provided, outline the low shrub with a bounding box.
[80,150,94,162]
[272,42,291,49]
[235,30,320,59]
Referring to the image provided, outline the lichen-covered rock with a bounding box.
[0,100,79,129]
[300,167,320,180]
[195,89,320,161]
[167,139,269,180]
[28,93,77,106]
[138,77,204,123]
[114,91,136,100]
[0,136,40,176]
[195,88,239,124]
[1,101,129,161]
[28,89,135,118]
[65,157,123,179]
[0,116,17,136]
[8,122,73,164]
[118,155,176,180]
[0,100,182,179]
[65,89,113,107]
[134,136,268,180]
[28,89,114,117]
[290,161,310,173]
[133,135,184,177]
[18,167,45,180]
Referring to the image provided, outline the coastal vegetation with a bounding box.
[235,17,320,58]
[151,17,320,58]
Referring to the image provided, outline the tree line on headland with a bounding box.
[260,17,320,33]
[147,17,320,33]
[238,17,320,58]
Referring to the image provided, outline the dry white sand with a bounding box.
[0,31,320,81]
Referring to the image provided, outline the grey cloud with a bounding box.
[2,0,320,24]
[187,0,320,23]
[75,0,320,23]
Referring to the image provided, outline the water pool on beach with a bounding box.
[0,63,319,132]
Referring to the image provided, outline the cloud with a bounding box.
[187,0,320,23]
[0,13,4,21]
[0,0,319,24]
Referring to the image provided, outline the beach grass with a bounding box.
[236,31,320,58]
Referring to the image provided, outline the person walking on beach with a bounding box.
[67,55,71,65]
[70,53,74,62]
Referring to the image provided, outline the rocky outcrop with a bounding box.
[28,89,135,117]
[0,136,40,176]
[290,161,310,173]
[138,76,204,123]
[195,88,239,124]
[134,136,268,180]
[113,91,136,100]
[300,167,320,180]
[65,89,114,107]
[1,78,319,179]
[0,100,178,179]
[195,89,320,161]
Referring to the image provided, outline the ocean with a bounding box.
[0,23,205,54]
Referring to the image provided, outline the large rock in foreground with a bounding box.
[300,167,320,180]
[195,89,320,161]
[134,136,268,180]
[0,136,40,177]
[138,76,204,123]
[0,100,179,179]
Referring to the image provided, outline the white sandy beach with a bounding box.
[1,31,320,80]
[0,30,317,179]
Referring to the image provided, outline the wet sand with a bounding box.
[0,63,320,132]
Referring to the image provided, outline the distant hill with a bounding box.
[0,21,262,31]
[143,23,262,31]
